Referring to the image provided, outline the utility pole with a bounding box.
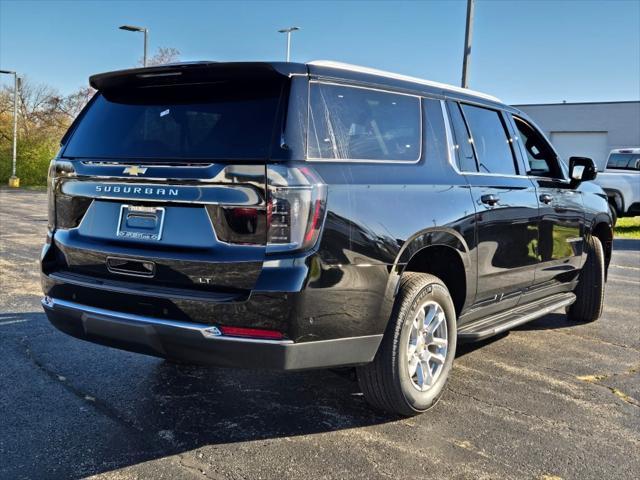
[278,27,300,62]
[0,69,20,187]
[144,28,148,67]
[461,0,475,89]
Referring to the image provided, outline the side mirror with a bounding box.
[569,156,597,185]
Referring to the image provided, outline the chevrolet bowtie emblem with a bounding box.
[123,166,148,176]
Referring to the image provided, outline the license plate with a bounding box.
[117,205,165,241]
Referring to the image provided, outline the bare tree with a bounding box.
[52,86,96,121]
[0,78,96,184]
[16,79,60,138]
[0,78,94,144]
[0,78,57,141]
[141,47,181,67]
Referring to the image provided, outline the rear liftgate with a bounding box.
[43,160,327,341]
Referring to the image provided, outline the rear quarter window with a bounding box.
[308,82,421,162]
[447,101,477,172]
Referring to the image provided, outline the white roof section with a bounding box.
[308,60,501,103]
[610,147,640,154]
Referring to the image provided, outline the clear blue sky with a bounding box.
[1,0,639,104]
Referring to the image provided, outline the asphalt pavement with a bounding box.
[1,188,638,480]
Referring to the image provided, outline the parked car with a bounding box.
[41,61,613,416]
[594,148,640,224]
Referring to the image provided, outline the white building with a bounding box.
[514,101,640,171]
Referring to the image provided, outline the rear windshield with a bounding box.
[607,153,640,170]
[63,81,283,161]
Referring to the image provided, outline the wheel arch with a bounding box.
[393,228,474,318]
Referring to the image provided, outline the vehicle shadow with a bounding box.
[141,360,393,446]
[3,311,400,479]
[1,309,583,479]
[513,312,582,331]
[455,333,509,357]
[454,311,578,357]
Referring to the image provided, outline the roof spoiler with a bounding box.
[89,61,305,91]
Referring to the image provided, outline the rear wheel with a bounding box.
[567,235,605,323]
[357,273,456,416]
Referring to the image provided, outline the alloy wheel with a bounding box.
[406,300,448,391]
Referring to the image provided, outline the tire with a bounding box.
[357,272,457,416]
[567,235,605,323]
[608,202,618,226]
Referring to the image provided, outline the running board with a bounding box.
[457,292,576,342]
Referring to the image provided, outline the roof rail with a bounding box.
[308,60,501,103]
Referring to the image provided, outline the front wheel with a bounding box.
[357,273,457,416]
[567,235,605,323]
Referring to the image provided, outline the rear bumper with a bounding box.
[42,297,382,370]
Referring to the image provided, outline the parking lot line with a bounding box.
[0,319,30,326]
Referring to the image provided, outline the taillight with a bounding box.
[47,160,56,232]
[47,160,87,230]
[266,165,327,254]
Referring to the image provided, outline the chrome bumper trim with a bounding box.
[41,296,293,345]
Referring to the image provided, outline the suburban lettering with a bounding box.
[91,184,182,197]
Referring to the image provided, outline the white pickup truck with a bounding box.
[595,148,640,224]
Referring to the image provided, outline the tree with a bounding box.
[0,45,180,185]
[1,77,59,142]
[141,47,181,67]
[0,78,95,185]
[51,86,96,122]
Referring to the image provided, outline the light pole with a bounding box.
[119,24,149,67]
[460,0,474,88]
[278,27,300,62]
[0,69,19,187]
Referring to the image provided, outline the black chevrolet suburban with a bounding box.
[41,61,613,416]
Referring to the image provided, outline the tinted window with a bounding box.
[419,98,451,177]
[461,104,517,175]
[513,116,562,178]
[607,153,640,170]
[447,101,477,172]
[63,81,283,161]
[308,82,421,161]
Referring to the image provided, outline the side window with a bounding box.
[460,104,518,175]
[423,98,450,173]
[446,101,477,172]
[308,82,421,161]
[512,116,563,178]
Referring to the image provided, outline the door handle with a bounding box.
[539,194,553,204]
[481,194,500,206]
